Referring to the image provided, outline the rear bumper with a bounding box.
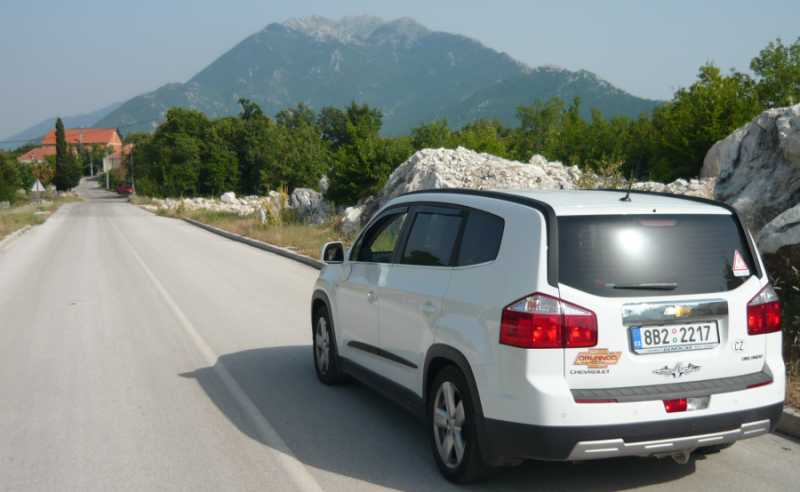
[482,402,783,462]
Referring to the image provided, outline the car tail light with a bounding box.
[747,380,772,389]
[747,285,781,335]
[499,293,597,349]
[663,398,687,413]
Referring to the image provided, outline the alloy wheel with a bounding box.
[315,316,330,374]
[433,381,467,468]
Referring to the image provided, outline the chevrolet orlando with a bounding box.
[311,189,785,482]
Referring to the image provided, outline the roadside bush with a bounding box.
[0,152,21,204]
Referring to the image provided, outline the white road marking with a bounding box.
[108,219,325,492]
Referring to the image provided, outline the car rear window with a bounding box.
[558,214,756,297]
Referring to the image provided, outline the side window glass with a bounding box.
[401,212,463,266]
[457,210,505,265]
[355,212,408,263]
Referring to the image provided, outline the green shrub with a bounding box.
[0,153,21,204]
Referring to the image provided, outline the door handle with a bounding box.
[367,291,377,303]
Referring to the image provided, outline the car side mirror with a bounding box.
[321,241,345,264]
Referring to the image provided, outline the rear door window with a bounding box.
[401,210,463,266]
[558,214,756,297]
[456,210,504,266]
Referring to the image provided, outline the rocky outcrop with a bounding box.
[145,189,329,224]
[341,147,716,232]
[145,194,269,217]
[758,205,800,254]
[289,188,331,224]
[703,104,800,233]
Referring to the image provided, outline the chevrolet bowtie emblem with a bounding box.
[664,305,693,318]
[653,362,701,378]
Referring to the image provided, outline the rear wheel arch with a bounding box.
[311,290,332,322]
[311,290,339,351]
[424,344,500,469]
[423,345,485,419]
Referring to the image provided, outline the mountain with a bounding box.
[448,67,660,128]
[2,101,122,149]
[97,16,659,135]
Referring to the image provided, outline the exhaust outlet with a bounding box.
[670,449,693,464]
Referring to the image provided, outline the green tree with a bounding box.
[199,130,239,195]
[751,37,800,108]
[0,152,21,203]
[511,97,565,161]
[650,64,760,180]
[259,117,329,192]
[276,103,317,129]
[453,119,510,157]
[411,119,453,150]
[52,118,81,190]
[238,98,264,121]
[327,103,396,204]
[318,107,349,150]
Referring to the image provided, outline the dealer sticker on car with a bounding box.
[631,322,719,354]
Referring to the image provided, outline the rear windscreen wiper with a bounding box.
[609,282,678,290]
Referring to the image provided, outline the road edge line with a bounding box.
[181,218,323,270]
[0,225,32,251]
[107,219,325,492]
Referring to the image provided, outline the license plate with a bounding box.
[630,322,719,354]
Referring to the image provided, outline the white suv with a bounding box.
[311,189,785,482]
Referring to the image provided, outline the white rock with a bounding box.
[359,147,714,224]
[705,103,800,232]
[340,206,363,235]
[319,175,330,194]
[220,191,237,204]
[758,204,800,254]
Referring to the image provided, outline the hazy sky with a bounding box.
[1,0,797,139]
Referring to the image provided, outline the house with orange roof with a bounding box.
[40,128,122,149]
[18,128,126,173]
[17,146,57,164]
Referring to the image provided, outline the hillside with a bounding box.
[1,101,122,149]
[97,16,659,134]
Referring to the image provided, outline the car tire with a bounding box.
[429,365,491,483]
[312,305,346,385]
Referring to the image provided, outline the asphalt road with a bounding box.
[0,179,798,491]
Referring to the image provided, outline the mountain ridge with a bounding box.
[96,16,660,134]
[2,101,122,149]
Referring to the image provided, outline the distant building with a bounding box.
[18,128,125,172]
[40,128,122,149]
[17,146,57,164]
[107,143,134,170]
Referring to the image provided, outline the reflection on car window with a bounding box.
[401,212,462,266]
[355,212,407,263]
[457,210,504,265]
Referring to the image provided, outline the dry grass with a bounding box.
[160,208,353,260]
[0,196,81,241]
[788,374,800,409]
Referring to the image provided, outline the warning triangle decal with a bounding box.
[732,250,750,277]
